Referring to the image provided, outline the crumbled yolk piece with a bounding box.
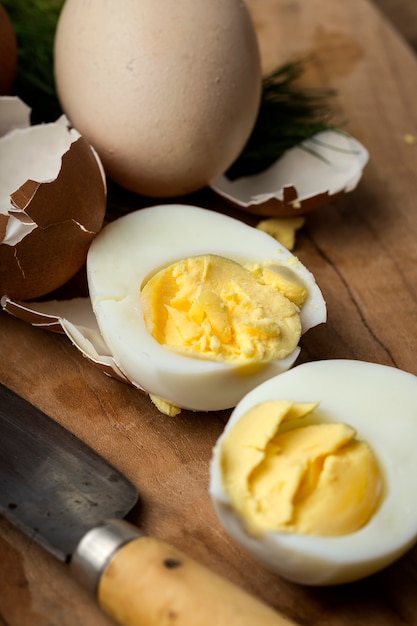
[150,394,181,417]
[220,401,382,536]
[256,217,305,250]
[140,255,305,364]
[404,134,416,145]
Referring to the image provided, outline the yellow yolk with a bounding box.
[140,255,305,364]
[246,264,308,309]
[220,401,382,536]
[149,394,181,417]
[256,217,305,251]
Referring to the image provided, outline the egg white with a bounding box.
[86,204,326,411]
[210,359,417,584]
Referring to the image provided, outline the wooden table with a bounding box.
[2,0,417,623]
[373,0,417,52]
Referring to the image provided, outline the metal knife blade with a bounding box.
[0,381,296,626]
[0,382,138,561]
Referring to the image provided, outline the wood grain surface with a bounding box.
[2,0,417,624]
[373,0,417,52]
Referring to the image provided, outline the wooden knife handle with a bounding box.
[98,535,296,626]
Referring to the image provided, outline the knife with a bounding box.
[0,382,296,626]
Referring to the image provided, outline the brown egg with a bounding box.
[54,0,262,197]
[0,4,18,95]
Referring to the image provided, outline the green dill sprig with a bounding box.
[225,60,337,180]
[3,0,65,122]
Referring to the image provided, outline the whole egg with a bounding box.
[86,204,326,412]
[54,0,262,197]
[210,360,417,585]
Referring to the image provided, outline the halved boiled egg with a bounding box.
[210,359,417,584]
[86,204,326,412]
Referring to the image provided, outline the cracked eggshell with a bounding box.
[0,96,30,137]
[1,294,131,385]
[0,102,107,301]
[210,130,369,217]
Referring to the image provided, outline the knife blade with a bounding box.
[0,382,138,561]
[0,382,296,626]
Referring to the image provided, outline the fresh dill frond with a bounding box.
[226,60,337,180]
[3,0,65,122]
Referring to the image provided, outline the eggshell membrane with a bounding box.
[210,360,417,585]
[54,0,262,197]
[0,116,106,301]
[87,204,326,412]
[210,130,369,217]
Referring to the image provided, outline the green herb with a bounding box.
[225,60,337,180]
[3,0,65,123]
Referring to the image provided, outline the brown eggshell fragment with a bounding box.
[1,294,135,385]
[0,109,107,301]
[210,130,369,217]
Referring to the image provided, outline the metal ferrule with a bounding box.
[70,519,144,595]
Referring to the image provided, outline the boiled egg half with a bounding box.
[86,205,326,412]
[210,359,417,584]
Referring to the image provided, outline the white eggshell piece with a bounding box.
[210,359,417,585]
[87,204,326,411]
[0,116,81,245]
[0,99,107,301]
[0,295,131,383]
[0,96,31,137]
[210,130,369,217]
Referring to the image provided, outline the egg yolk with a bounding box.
[220,401,382,536]
[140,255,307,364]
[256,216,305,251]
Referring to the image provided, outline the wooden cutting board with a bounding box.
[2,0,417,624]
